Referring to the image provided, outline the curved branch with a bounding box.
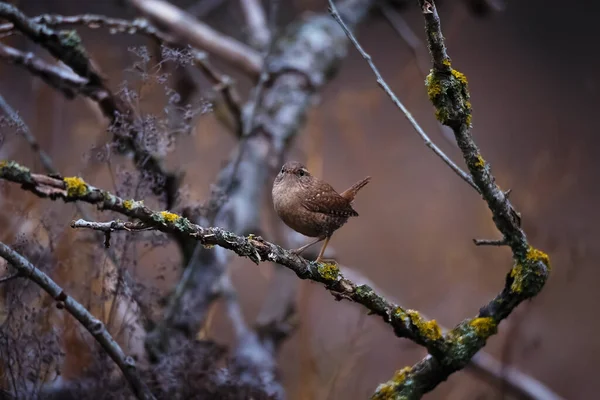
[0,161,444,355]
[0,242,156,400]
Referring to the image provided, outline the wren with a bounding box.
[272,161,371,263]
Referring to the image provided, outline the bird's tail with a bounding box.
[340,176,371,202]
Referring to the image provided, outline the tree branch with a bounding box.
[0,161,446,355]
[0,43,88,99]
[128,0,263,78]
[0,242,156,400]
[328,0,480,194]
[239,0,271,50]
[330,0,548,396]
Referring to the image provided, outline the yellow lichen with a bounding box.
[372,367,411,400]
[510,263,524,293]
[469,317,497,337]
[159,211,180,223]
[64,176,88,197]
[123,199,135,210]
[526,246,551,270]
[407,310,443,341]
[426,73,442,100]
[442,59,452,68]
[473,154,485,169]
[317,262,339,281]
[0,160,7,168]
[451,68,468,86]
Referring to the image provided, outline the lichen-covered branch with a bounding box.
[366,1,551,398]
[328,0,479,194]
[0,161,447,354]
[0,242,156,400]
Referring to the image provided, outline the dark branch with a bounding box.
[0,241,156,400]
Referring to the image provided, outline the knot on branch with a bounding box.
[425,61,472,129]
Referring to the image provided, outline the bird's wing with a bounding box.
[301,182,359,217]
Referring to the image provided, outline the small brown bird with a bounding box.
[272,161,371,263]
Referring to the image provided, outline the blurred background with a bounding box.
[0,0,598,399]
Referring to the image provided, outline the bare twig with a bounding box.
[0,242,156,400]
[128,0,263,78]
[71,219,150,232]
[473,238,507,246]
[328,0,480,194]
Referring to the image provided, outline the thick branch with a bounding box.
[0,242,155,400]
[239,0,271,50]
[128,0,263,78]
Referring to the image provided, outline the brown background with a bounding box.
[1,0,598,399]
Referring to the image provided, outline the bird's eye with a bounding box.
[280,167,285,174]
[297,170,305,177]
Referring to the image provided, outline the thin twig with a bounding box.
[0,241,156,400]
[473,238,507,246]
[328,0,480,194]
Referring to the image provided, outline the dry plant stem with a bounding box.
[362,1,550,397]
[0,161,444,354]
[328,0,480,194]
[128,0,263,78]
[239,0,271,50]
[0,242,156,400]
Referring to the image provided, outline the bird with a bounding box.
[271,161,371,263]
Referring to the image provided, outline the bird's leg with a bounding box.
[315,236,332,263]
[291,236,324,255]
